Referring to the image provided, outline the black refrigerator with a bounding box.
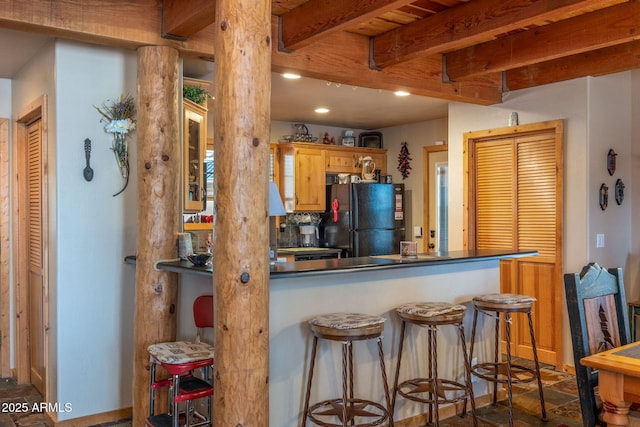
[321,183,405,257]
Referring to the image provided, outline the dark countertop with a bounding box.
[124,248,537,279]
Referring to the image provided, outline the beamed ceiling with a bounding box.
[1,0,639,106]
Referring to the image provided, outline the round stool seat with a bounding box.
[473,293,536,311]
[309,312,385,340]
[396,301,466,324]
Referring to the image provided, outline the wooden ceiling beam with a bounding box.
[372,0,620,68]
[271,16,502,105]
[0,0,215,59]
[506,40,640,91]
[162,0,216,39]
[444,0,640,81]
[280,0,415,51]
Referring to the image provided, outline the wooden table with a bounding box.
[581,341,640,426]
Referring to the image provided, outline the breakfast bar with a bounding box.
[138,248,536,426]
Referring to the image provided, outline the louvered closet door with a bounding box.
[27,119,45,394]
[470,122,563,367]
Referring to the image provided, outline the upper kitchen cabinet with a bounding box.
[325,145,387,175]
[183,98,207,212]
[279,143,326,212]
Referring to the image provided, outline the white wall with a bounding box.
[587,74,632,269]
[380,119,448,243]
[54,40,137,420]
[448,73,635,368]
[0,78,12,368]
[0,79,10,117]
[628,69,640,303]
[12,39,137,421]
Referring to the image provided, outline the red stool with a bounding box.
[146,295,215,427]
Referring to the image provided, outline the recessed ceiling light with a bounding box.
[315,107,330,114]
[282,73,301,79]
[395,90,410,97]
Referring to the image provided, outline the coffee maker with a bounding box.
[299,225,319,247]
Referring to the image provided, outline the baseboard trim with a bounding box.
[47,407,132,427]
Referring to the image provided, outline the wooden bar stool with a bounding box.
[391,302,477,426]
[301,313,393,427]
[469,293,547,426]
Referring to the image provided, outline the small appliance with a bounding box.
[360,156,376,181]
[299,225,319,247]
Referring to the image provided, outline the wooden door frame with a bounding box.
[422,144,448,253]
[463,120,564,367]
[13,95,49,395]
[0,118,10,378]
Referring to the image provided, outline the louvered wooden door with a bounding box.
[26,118,45,394]
[465,120,563,367]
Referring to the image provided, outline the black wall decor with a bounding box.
[607,149,617,176]
[615,179,625,205]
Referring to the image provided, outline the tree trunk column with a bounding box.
[213,0,272,425]
[133,45,180,426]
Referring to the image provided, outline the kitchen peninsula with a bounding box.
[131,248,535,426]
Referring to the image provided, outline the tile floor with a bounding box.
[0,360,638,426]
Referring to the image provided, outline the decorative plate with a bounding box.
[615,179,624,205]
[599,183,608,211]
[607,149,617,176]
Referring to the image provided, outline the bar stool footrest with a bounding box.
[471,362,538,384]
[308,397,389,427]
[397,378,470,405]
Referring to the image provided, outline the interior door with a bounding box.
[25,118,46,394]
[464,121,564,367]
[423,145,448,253]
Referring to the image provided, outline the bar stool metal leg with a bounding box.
[301,336,319,427]
[493,312,500,406]
[528,311,547,421]
[391,320,407,415]
[376,337,394,427]
[431,326,440,426]
[342,341,349,427]
[458,322,477,425]
[504,312,513,426]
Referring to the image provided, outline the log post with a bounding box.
[213,0,272,425]
[133,45,180,426]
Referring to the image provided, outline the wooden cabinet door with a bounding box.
[294,148,326,211]
[279,144,326,212]
[326,150,358,173]
[369,152,387,174]
[183,99,207,212]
